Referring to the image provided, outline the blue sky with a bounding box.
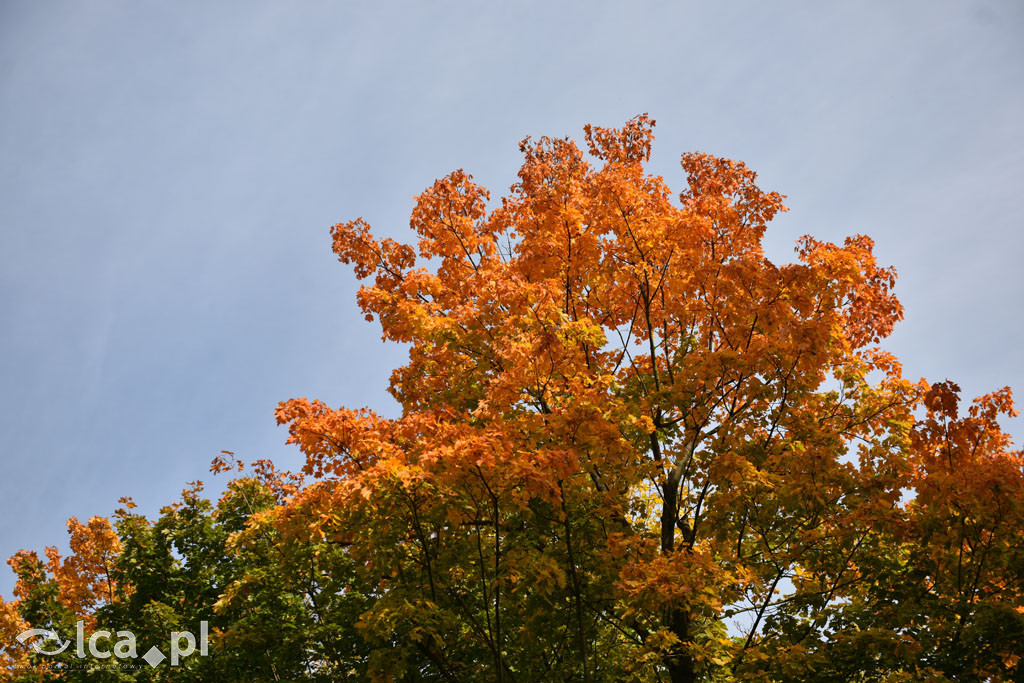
[1,0,1021,598]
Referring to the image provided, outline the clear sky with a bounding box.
[1,0,1021,599]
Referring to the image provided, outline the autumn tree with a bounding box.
[270,115,1023,680]
[3,116,1022,682]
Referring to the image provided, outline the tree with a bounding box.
[4,116,1023,681]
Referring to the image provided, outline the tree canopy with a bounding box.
[2,116,1022,682]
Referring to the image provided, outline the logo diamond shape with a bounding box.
[142,646,166,668]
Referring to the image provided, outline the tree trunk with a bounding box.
[658,442,697,683]
[664,608,696,683]
[666,657,697,683]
